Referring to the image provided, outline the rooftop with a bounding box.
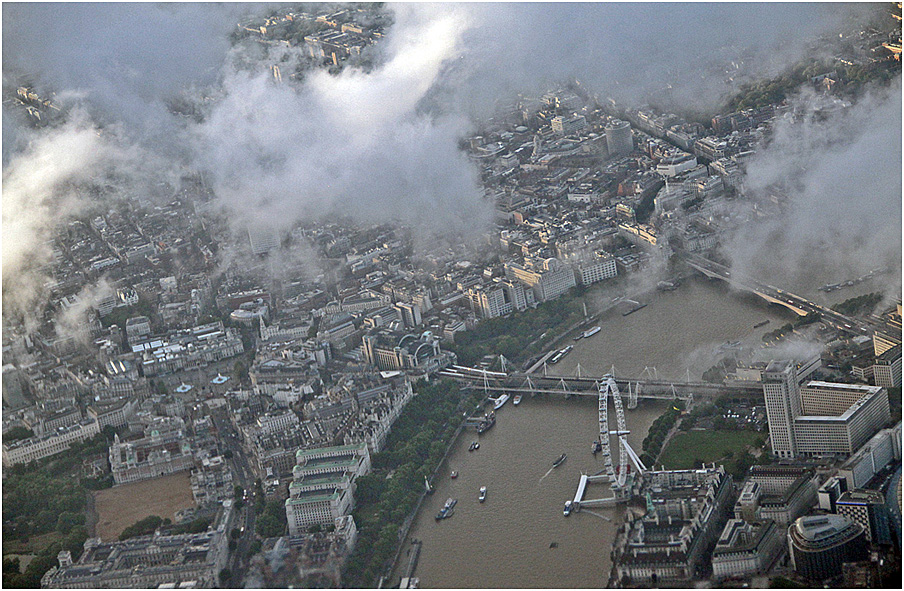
[795,387,884,421]
[285,489,341,504]
[764,359,793,374]
[804,381,884,394]
[792,514,860,544]
[837,489,885,505]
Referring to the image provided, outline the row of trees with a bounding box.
[117,514,215,542]
[833,292,883,316]
[168,516,214,536]
[449,292,583,366]
[762,322,795,342]
[120,516,170,541]
[761,311,821,343]
[343,380,479,587]
[640,402,684,467]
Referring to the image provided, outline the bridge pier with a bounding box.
[626,382,639,410]
[571,473,630,510]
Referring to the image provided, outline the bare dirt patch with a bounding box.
[93,472,195,541]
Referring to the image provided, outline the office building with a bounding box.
[286,488,353,535]
[817,475,849,512]
[836,489,892,544]
[762,360,801,458]
[656,154,698,177]
[393,302,422,328]
[467,280,534,319]
[22,403,82,435]
[712,519,783,579]
[191,455,235,507]
[605,119,634,157]
[838,422,901,489]
[572,253,617,286]
[125,316,151,343]
[248,227,280,255]
[551,114,587,136]
[873,344,902,388]
[285,443,370,536]
[799,381,883,416]
[764,368,890,460]
[735,466,818,526]
[256,410,301,436]
[709,157,743,189]
[693,136,729,161]
[504,258,576,303]
[873,330,902,357]
[872,302,901,357]
[788,515,868,582]
[86,397,139,430]
[133,322,244,377]
[2,419,100,467]
[793,385,890,457]
[294,443,371,480]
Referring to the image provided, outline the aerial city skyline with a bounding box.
[2,3,901,589]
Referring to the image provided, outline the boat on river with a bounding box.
[476,412,496,434]
[493,394,511,410]
[549,345,574,364]
[552,453,567,468]
[513,394,522,406]
[479,486,487,502]
[583,326,601,338]
[436,498,457,520]
[623,303,647,316]
[657,280,679,291]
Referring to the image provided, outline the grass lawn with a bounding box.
[659,429,762,470]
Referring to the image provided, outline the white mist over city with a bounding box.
[2,3,901,589]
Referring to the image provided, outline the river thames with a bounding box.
[395,276,796,588]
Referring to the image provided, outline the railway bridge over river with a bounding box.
[438,365,764,405]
